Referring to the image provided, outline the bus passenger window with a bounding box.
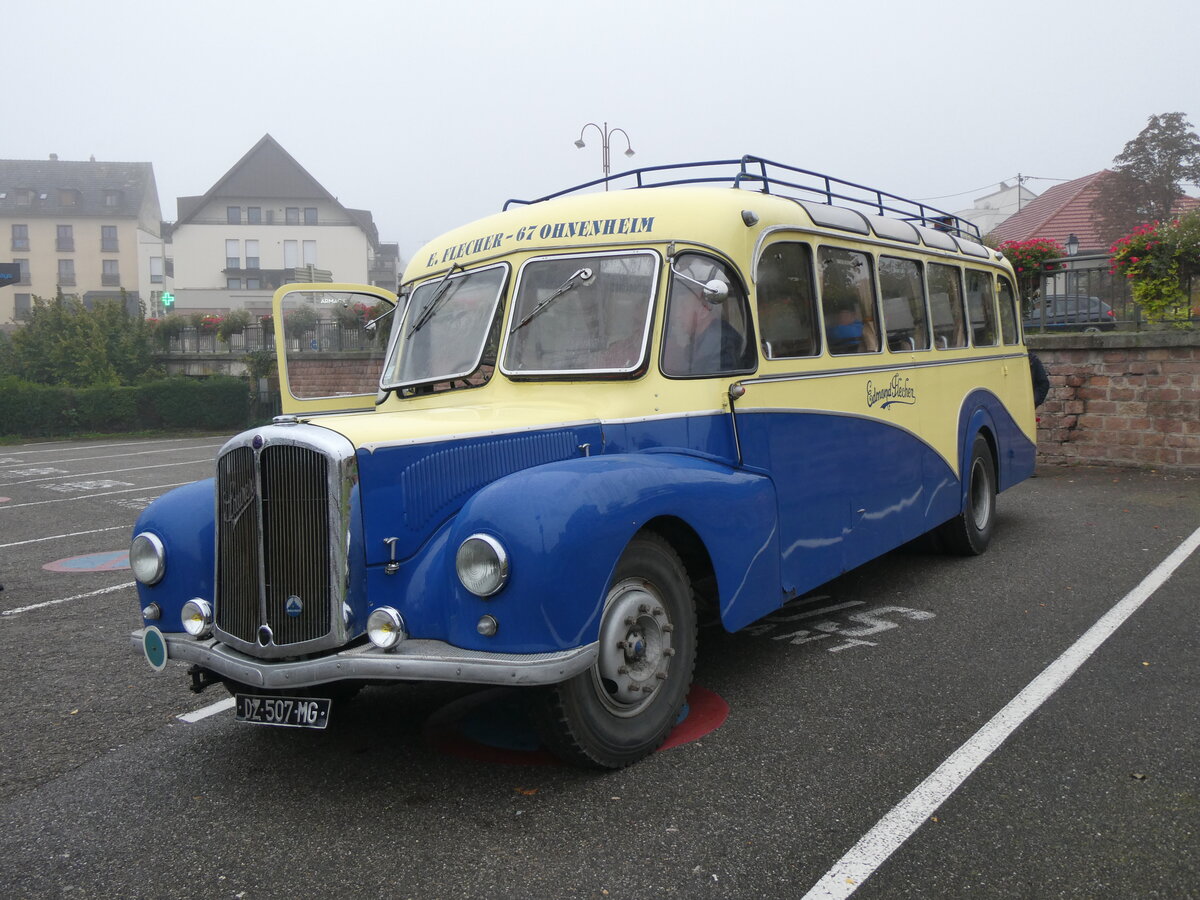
[756,242,818,358]
[819,247,880,355]
[997,275,1019,344]
[928,264,967,349]
[965,269,999,347]
[662,252,756,377]
[879,256,930,351]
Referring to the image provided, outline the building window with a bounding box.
[14,294,32,318]
[227,277,242,290]
[11,224,29,250]
[101,225,119,252]
[59,189,80,207]
[150,257,164,284]
[245,239,260,269]
[285,207,300,225]
[247,206,262,224]
[56,225,74,252]
[104,190,122,207]
[304,207,318,225]
[102,259,120,287]
[15,189,33,207]
[58,259,76,286]
[226,239,240,269]
[302,240,317,266]
[284,240,298,268]
[227,206,241,225]
[246,277,261,290]
[15,259,31,285]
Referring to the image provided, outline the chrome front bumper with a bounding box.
[131,628,598,689]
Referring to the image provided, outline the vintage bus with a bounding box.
[130,157,1036,768]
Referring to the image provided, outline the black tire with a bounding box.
[534,532,697,769]
[936,433,996,556]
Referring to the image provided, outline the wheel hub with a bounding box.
[594,580,674,715]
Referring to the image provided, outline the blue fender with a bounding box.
[441,452,782,653]
[958,389,1036,496]
[131,478,216,632]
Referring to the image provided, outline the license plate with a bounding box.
[235,694,331,729]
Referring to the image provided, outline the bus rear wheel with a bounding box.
[937,433,996,556]
[534,532,697,769]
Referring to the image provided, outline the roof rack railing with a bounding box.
[503,154,981,242]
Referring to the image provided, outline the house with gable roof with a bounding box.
[987,170,1200,254]
[0,154,164,329]
[165,135,399,317]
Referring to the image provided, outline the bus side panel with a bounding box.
[735,410,946,596]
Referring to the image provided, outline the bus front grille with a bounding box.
[215,442,333,652]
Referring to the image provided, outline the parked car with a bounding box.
[1023,294,1116,332]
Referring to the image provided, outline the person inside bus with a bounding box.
[827,306,864,353]
[662,255,751,376]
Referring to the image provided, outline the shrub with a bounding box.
[1110,210,1200,322]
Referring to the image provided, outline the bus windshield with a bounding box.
[502,251,658,375]
[381,263,507,389]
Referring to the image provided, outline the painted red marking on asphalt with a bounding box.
[424,685,728,765]
[0,497,10,503]
[43,550,130,573]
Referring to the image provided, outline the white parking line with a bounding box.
[802,524,1200,900]
[0,442,224,470]
[178,698,236,723]
[0,525,129,549]
[1,582,137,617]
[0,481,195,510]
[0,459,216,487]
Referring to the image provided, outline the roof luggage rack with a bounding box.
[503,155,981,242]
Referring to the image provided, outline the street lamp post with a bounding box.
[575,121,635,190]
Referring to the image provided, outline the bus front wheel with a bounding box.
[534,532,697,769]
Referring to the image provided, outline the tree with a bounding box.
[7,292,158,387]
[1093,112,1200,240]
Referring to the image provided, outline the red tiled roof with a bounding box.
[988,170,1200,253]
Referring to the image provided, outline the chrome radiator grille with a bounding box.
[215,441,334,652]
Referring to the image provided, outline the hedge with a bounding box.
[0,375,252,438]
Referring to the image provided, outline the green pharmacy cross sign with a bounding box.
[161,291,175,307]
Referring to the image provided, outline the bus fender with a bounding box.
[130,479,216,632]
[445,452,781,651]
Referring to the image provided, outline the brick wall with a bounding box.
[287,356,382,397]
[1029,331,1200,470]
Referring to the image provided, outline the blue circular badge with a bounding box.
[143,626,168,672]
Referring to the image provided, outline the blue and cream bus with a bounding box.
[130,157,1036,767]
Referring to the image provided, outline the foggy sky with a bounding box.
[8,0,1199,263]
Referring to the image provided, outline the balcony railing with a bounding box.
[155,322,385,354]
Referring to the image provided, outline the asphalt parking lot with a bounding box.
[0,435,1197,899]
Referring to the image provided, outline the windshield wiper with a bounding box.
[510,267,593,333]
[407,264,462,338]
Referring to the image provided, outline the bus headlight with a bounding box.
[456,534,509,597]
[367,607,407,650]
[180,599,213,638]
[130,533,166,585]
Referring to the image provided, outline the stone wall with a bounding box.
[1028,331,1200,470]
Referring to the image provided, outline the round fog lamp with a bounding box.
[367,607,407,650]
[180,598,213,638]
[456,534,509,597]
[130,532,166,585]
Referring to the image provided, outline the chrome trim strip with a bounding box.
[131,630,598,689]
[738,351,1027,386]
